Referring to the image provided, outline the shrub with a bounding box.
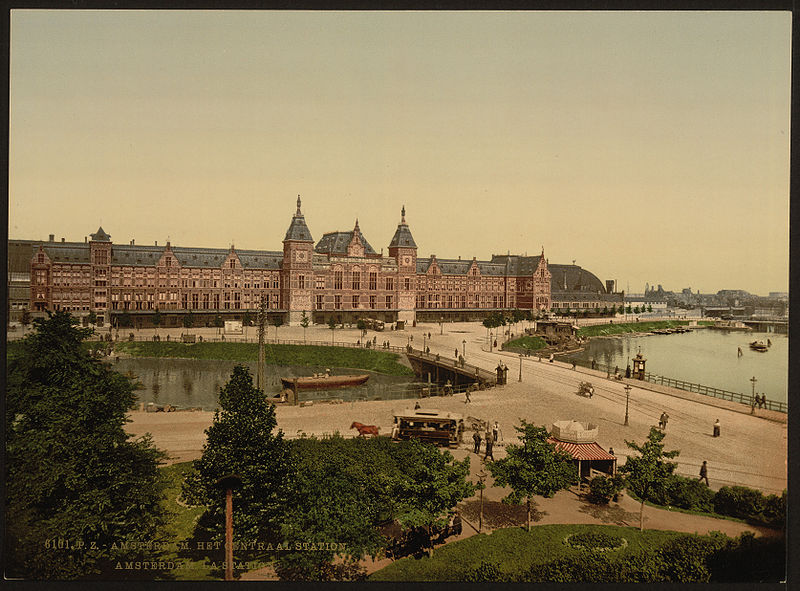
[587,474,625,504]
[566,531,624,551]
[665,475,715,512]
[657,533,727,582]
[708,531,786,583]
[463,561,508,582]
[713,486,767,521]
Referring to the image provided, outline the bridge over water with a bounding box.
[406,348,497,388]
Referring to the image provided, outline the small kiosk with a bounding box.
[548,420,617,485]
[632,351,647,380]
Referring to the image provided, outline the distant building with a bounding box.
[11,199,624,326]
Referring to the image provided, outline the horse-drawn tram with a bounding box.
[391,409,464,447]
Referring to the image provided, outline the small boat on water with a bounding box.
[749,341,769,352]
[281,373,370,390]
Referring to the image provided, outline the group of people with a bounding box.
[753,394,768,409]
[472,421,502,461]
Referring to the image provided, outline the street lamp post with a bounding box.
[214,474,243,581]
[440,315,444,335]
[462,339,466,358]
[519,354,523,382]
[624,384,631,426]
[423,333,427,353]
[477,471,487,532]
[750,376,757,414]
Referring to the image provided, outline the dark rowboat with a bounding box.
[281,374,370,390]
[749,341,768,352]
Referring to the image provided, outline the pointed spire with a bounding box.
[354,218,360,233]
[401,205,406,223]
[296,195,302,216]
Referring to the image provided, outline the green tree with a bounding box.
[618,305,625,315]
[6,311,168,579]
[647,305,653,313]
[20,308,31,329]
[152,308,162,332]
[182,366,292,552]
[87,310,98,326]
[299,311,310,343]
[241,310,253,327]
[487,421,576,531]
[391,439,474,556]
[328,317,337,344]
[619,426,680,530]
[626,305,633,314]
[182,309,195,330]
[633,306,641,314]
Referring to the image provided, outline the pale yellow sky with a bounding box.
[8,10,790,295]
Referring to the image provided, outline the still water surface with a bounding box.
[116,357,421,410]
[562,329,788,403]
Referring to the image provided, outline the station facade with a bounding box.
[23,198,619,327]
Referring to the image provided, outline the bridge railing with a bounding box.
[406,348,497,384]
[564,358,787,414]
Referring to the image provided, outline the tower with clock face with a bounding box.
[388,206,418,324]
[282,196,315,324]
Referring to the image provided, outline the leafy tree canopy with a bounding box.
[182,366,291,546]
[276,436,473,580]
[619,427,680,530]
[6,311,168,579]
[488,420,576,530]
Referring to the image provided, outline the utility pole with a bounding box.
[750,376,757,415]
[624,384,631,426]
[257,295,266,391]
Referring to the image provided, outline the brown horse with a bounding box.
[351,421,380,437]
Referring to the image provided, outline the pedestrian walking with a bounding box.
[492,421,502,444]
[659,412,669,430]
[699,460,710,486]
[455,347,459,358]
[465,389,471,404]
[713,419,721,437]
[483,431,494,461]
[472,431,482,454]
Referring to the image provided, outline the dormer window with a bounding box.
[230,260,236,269]
[165,257,171,267]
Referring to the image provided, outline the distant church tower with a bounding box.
[388,206,418,324]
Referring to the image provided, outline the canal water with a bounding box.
[562,329,788,403]
[115,357,422,410]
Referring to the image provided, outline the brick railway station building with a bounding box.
[11,198,623,327]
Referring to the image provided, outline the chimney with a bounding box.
[130,239,135,245]
[49,234,54,242]
[155,240,158,246]
[85,237,88,243]
[61,238,65,243]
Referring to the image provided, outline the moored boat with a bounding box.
[281,373,370,390]
[749,341,769,352]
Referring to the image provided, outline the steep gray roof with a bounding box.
[416,257,505,276]
[490,254,544,276]
[549,264,606,293]
[283,196,314,242]
[388,206,417,249]
[315,231,377,256]
[235,250,283,270]
[41,243,91,264]
[113,245,167,266]
[90,227,111,242]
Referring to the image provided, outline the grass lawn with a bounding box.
[113,341,414,376]
[155,462,217,581]
[369,524,685,581]
[577,321,690,338]
[502,335,548,352]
